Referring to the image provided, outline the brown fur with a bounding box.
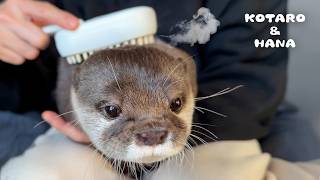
[56,43,197,176]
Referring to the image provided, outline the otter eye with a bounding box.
[105,105,121,118]
[170,98,183,113]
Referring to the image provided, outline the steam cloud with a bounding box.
[168,7,220,46]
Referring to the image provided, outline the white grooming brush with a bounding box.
[43,6,157,64]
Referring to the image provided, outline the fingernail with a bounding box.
[68,18,80,29]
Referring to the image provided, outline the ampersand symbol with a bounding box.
[270,26,280,36]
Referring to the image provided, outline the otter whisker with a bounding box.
[152,161,160,172]
[192,124,219,139]
[140,162,148,174]
[188,136,199,147]
[161,62,183,87]
[135,162,140,180]
[164,79,184,90]
[116,159,122,179]
[174,151,178,164]
[131,161,138,180]
[185,142,194,153]
[86,143,95,149]
[186,142,195,170]
[111,160,116,174]
[165,154,174,177]
[96,141,124,176]
[136,163,143,180]
[161,55,195,87]
[189,134,208,144]
[33,108,87,128]
[120,161,126,179]
[33,121,47,128]
[174,151,183,176]
[57,107,90,117]
[56,110,76,117]
[114,159,119,178]
[176,144,185,170]
[185,141,195,157]
[127,162,133,180]
[124,161,128,179]
[107,57,122,91]
[191,129,217,142]
[126,161,132,179]
[185,137,196,169]
[192,122,217,127]
[95,149,107,180]
[102,153,109,171]
[139,163,145,180]
[175,140,194,170]
[179,148,186,170]
[181,148,193,171]
[194,107,205,113]
[195,85,244,101]
[195,106,227,117]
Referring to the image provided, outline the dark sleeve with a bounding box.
[0,111,49,166]
[44,0,63,8]
[192,0,288,141]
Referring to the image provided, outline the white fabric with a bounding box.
[1,129,320,180]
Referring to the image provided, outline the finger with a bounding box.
[8,19,49,50]
[0,45,24,65]
[0,28,39,60]
[42,111,90,143]
[63,122,91,144]
[21,1,79,30]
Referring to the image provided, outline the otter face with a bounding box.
[70,46,197,163]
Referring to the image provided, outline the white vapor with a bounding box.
[168,7,220,46]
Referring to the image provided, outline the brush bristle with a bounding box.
[65,35,155,64]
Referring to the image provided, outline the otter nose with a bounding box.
[135,130,168,146]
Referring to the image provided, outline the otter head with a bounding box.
[70,45,197,163]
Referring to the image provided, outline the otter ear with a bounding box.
[179,57,198,96]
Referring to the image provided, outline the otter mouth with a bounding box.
[92,139,187,179]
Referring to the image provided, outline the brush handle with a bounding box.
[52,6,157,57]
[42,20,84,35]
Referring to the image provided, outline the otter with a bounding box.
[55,42,198,177]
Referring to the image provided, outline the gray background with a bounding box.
[287,0,320,122]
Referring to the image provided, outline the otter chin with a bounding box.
[56,42,198,165]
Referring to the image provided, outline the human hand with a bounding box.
[0,0,79,65]
[42,111,90,144]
